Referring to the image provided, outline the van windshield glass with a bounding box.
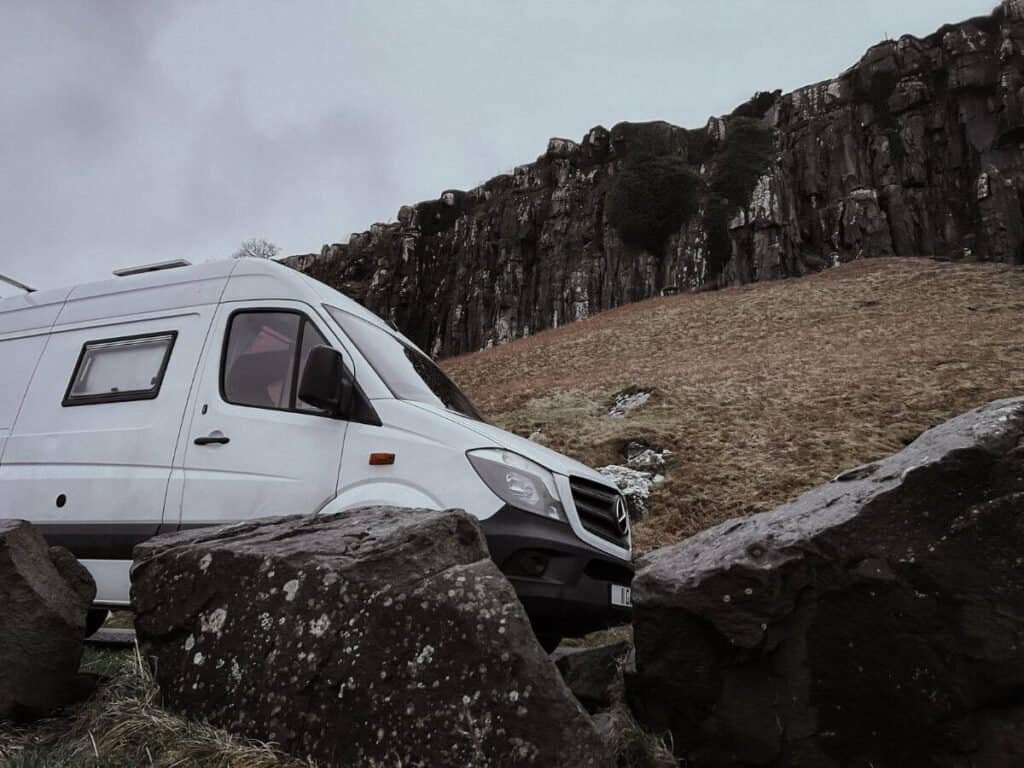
[325,306,483,421]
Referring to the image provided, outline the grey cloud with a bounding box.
[0,1,398,288]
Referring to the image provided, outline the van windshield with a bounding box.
[325,305,483,422]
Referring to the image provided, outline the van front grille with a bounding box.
[569,476,629,547]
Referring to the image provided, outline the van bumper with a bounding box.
[480,505,633,638]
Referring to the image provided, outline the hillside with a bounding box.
[286,1,1024,358]
[443,258,1024,551]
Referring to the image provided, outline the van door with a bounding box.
[175,302,348,526]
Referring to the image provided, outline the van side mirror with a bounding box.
[298,346,354,417]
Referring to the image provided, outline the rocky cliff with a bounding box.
[284,1,1024,357]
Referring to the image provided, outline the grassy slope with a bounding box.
[444,258,1024,552]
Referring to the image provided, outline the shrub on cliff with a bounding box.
[611,121,689,161]
[416,190,469,236]
[607,155,699,254]
[730,90,782,120]
[703,117,775,276]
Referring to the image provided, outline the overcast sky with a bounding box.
[0,0,994,297]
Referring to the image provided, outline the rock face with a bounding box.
[626,397,1024,767]
[0,519,96,720]
[131,507,607,768]
[284,3,1024,358]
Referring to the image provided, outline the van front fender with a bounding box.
[316,481,446,517]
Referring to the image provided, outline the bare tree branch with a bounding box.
[233,238,280,260]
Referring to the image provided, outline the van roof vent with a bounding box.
[113,259,192,278]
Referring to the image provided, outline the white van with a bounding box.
[0,259,632,648]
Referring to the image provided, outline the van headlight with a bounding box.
[467,449,568,524]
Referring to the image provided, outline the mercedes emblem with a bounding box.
[614,495,630,536]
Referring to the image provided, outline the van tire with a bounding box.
[85,608,109,638]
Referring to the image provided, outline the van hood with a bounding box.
[407,402,615,487]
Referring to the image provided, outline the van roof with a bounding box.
[0,258,392,337]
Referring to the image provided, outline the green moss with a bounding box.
[702,117,776,277]
[606,155,700,254]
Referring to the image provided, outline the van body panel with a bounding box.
[81,559,132,607]
[225,259,393,332]
[322,480,443,514]
[176,300,348,527]
[0,287,72,337]
[0,335,49,462]
[0,288,73,464]
[1,308,216,549]
[333,399,504,520]
[59,263,232,326]
[406,401,609,482]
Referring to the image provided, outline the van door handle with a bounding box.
[194,431,230,446]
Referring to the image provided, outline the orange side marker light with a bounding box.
[369,452,396,466]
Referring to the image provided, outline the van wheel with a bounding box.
[537,635,562,654]
[85,608,109,638]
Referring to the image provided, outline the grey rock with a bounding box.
[283,3,1024,358]
[591,712,616,744]
[624,442,671,473]
[553,640,631,713]
[608,390,652,419]
[48,545,96,605]
[0,519,96,720]
[626,397,1024,767]
[598,465,656,522]
[87,628,136,648]
[131,507,608,768]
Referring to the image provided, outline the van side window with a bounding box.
[63,332,177,406]
[222,311,329,412]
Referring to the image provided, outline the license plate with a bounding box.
[610,584,632,608]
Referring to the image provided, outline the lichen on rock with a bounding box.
[131,507,607,767]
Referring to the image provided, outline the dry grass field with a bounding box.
[444,258,1024,552]
[0,645,311,768]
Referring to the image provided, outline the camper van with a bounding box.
[0,258,632,648]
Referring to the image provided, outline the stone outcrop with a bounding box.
[553,640,631,714]
[131,507,607,768]
[284,2,1024,358]
[0,519,96,720]
[626,397,1024,767]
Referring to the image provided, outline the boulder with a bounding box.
[131,507,607,768]
[0,519,96,720]
[553,640,631,713]
[627,397,1024,767]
